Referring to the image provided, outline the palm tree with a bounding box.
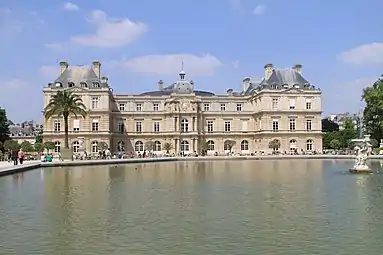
[44,90,87,149]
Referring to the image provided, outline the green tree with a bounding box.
[44,141,55,152]
[144,141,155,151]
[98,142,108,151]
[362,77,383,142]
[3,140,20,152]
[268,139,281,153]
[0,107,10,144]
[34,142,44,153]
[322,118,339,132]
[20,141,34,152]
[224,140,236,153]
[329,139,341,149]
[163,142,172,154]
[35,130,43,144]
[44,90,87,149]
[339,119,357,148]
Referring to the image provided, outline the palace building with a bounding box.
[43,61,322,155]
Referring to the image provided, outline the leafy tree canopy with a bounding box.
[0,107,10,144]
[3,140,20,152]
[362,77,383,143]
[321,118,339,132]
[20,141,34,152]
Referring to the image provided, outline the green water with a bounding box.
[1,160,383,254]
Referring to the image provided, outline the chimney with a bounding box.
[158,80,164,90]
[92,60,101,78]
[59,61,68,74]
[227,88,233,96]
[264,63,274,80]
[243,77,251,92]
[292,64,302,74]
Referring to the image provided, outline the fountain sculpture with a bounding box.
[349,135,373,173]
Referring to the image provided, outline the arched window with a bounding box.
[181,119,189,132]
[135,141,144,152]
[154,141,161,151]
[306,139,313,151]
[207,140,215,151]
[240,140,249,151]
[180,141,189,152]
[92,141,98,153]
[54,141,61,153]
[289,139,297,152]
[117,141,125,152]
[72,141,79,153]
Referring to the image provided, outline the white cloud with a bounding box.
[0,8,23,35]
[63,2,80,11]
[252,5,266,15]
[121,53,223,76]
[338,42,383,65]
[70,10,147,48]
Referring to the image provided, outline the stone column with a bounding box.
[78,137,85,158]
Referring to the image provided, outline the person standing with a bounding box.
[18,149,24,165]
[11,149,18,165]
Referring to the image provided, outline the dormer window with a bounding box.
[93,82,100,88]
[283,84,289,89]
[55,82,62,87]
[271,84,278,89]
[80,82,87,88]
[68,82,75,87]
[294,84,300,89]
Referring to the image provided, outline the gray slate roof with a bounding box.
[50,66,108,88]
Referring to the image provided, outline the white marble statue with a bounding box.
[351,135,372,171]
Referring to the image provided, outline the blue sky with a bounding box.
[1,0,382,123]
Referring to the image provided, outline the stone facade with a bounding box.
[43,61,323,155]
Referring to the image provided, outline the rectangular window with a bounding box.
[306,100,312,110]
[289,98,295,110]
[236,103,243,112]
[289,118,296,131]
[91,96,99,109]
[204,103,210,111]
[224,121,231,132]
[73,119,80,133]
[136,121,142,133]
[220,103,226,111]
[119,103,126,111]
[306,119,312,131]
[153,103,159,111]
[207,120,213,133]
[272,98,278,109]
[154,121,160,133]
[92,119,99,132]
[118,122,124,134]
[136,103,142,112]
[272,120,279,131]
[54,120,60,133]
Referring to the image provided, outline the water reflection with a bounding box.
[1,160,383,254]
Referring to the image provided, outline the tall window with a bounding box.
[54,141,61,153]
[204,103,210,111]
[92,141,98,153]
[272,120,279,131]
[306,119,312,131]
[119,103,126,111]
[92,119,99,132]
[136,103,142,111]
[220,103,226,111]
[117,141,125,152]
[154,121,160,133]
[241,140,249,151]
[73,119,80,133]
[91,96,99,109]
[224,121,231,132]
[153,103,159,111]
[306,139,313,151]
[207,140,215,151]
[136,121,142,133]
[72,141,79,153]
[181,119,189,132]
[289,118,296,131]
[54,120,60,133]
[135,141,144,152]
[306,100,312,110]
[154,141,161,151]
[272,98,278,109]
[289,139,297,153]
[180,141,189,152]
[118,122,125,134]
[289,98,295,110]
[236,103,243,112]
[207,121,214,133]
